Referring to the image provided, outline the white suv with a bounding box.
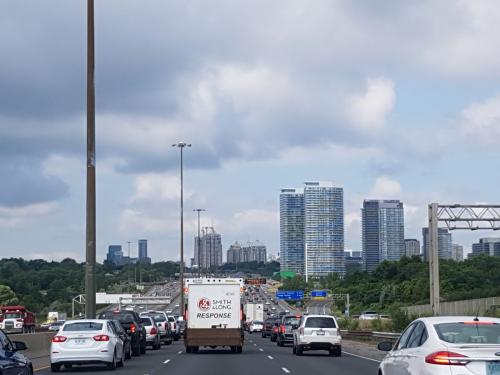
[292,315,341,356]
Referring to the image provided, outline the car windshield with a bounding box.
[141,318,153,326]
[63,322,103,331]
[283,317,300,325]
[100,311,136,323]
[146,313,166,322]
[168,317,175,322]
[253,321,263,325]
[3,313,21,319]
[435,322,500,344]
[305,317,336,328]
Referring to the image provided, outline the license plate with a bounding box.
[316,331,325,336]
[73,339,86,345]
[487,362,500,375]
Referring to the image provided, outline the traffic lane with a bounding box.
[160,336,293,375]
[248,333,380,375]
[34,340,186,374]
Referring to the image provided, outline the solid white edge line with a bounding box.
[163,359,171,364]
[343,351,382,363]
[282,367,291,373]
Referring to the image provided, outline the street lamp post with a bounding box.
[85,0,96,319]
[193,209,206,277]
[172,142,191,318]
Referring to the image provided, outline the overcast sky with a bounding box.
[1,1,500,262]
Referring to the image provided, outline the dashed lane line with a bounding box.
[343,351,381,363]
[163,359,171,364]
[282,368,291,373]
[267,355,274,360]
[259,348,264,352]
[177,350,183,354]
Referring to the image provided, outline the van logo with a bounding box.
[495,352,500,356]
[198,298,211,311]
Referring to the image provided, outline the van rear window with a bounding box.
[305,317,336,328]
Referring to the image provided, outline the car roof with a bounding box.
[303,315,336,319]
[63,319,108,324]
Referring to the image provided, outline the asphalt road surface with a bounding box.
[35,333,380,374]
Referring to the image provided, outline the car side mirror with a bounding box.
[377,341,393,352]
[12,341,27,351]
[291,324,299,330]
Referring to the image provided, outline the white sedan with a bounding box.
[378,316,500,375]
[50,319,125,372]
[249,321,264,333]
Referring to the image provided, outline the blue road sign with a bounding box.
[276,290,304,300]
[311,290,327,298]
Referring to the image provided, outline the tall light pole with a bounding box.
[172,142,191,317]
[193,209,206,277]
[85,0,96,319]
[127,241,133,292]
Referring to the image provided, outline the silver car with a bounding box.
[140,316,161,350]
[378,316,500,375]
[50,319,125,372]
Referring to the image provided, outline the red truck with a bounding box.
[0,306,36,333]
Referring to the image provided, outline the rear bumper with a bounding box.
[184,328,244,347]
[279,334,294,342]
[297,336,341,349]
[51,347,114,364]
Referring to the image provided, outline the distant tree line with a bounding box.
[280,255,500,315]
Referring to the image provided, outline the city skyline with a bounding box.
[1,2,499,262]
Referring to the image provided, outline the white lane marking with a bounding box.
[259,348,264,352]
[253,343,257,346]
[343,351,381,363]
[163,359,170,364]
[267,355,274,360]
[282,368,291,373]
[177,350,183,354]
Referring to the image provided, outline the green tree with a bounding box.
[0,285,19,305]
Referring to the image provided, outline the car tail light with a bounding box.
[150,327,157,335]
[425,351,469,366]
[280,325,286,333]
[336,328,340,335]
[93,335,110,342]
[52,336,67,343]
[130,324,136,333]
[273,327,278,333]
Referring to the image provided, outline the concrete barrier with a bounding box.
[12,332,54,359]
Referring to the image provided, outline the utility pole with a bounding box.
[127,241,132,292]
[85,0,96,319]
[193,209,206,277]
[172,142,191,318]
[428,203,440,316]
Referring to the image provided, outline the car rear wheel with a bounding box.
[140,339,147,354]
[117,347,125,367]
[132,342,141,356]
[125,342,132,359]
[296,345,303,356]
[50,363,61,372]
[107,351,117,370]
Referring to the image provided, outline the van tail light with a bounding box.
[280,325,286,333]
[130,324,136,333]
[425,351,469,366]
[299,327,304,335]
[52,336,67,343]
[150,327,157,335]
[93,335,110,342]
[336,328,340,335]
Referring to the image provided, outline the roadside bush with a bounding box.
[389,305,417,332]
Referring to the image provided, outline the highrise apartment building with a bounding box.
[304,182,345,278]
[405,239,421,257]
[422,227,453,261]
[451,244,464,261]
[194,227,223,269]
[471,238,500,257]
[362,200,405,272]
[280,188,305,274]
[226,241,267,264]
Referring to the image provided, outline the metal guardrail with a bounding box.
[341,330,400,341]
